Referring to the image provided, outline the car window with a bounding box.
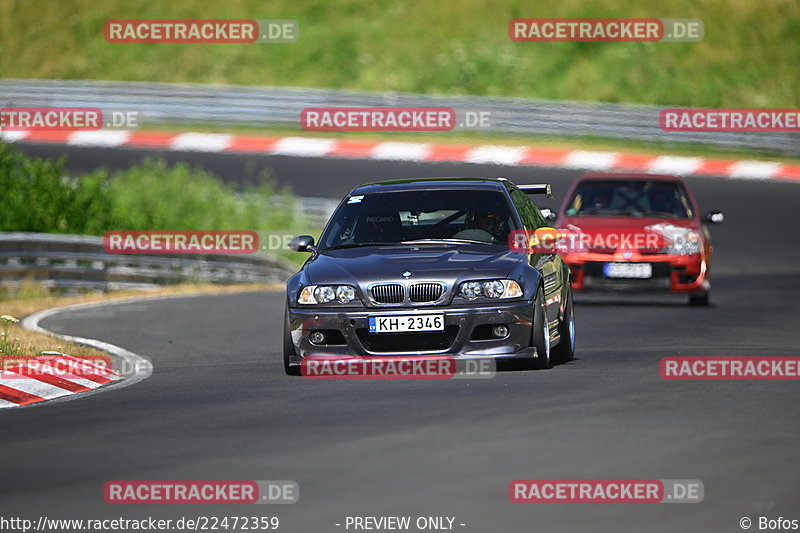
[399,210,466,227]
[564,180,693,219]
[510,188,545,229]
[319,189,519,248]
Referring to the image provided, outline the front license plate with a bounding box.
[369,314,444,333]
[604,262,652,279]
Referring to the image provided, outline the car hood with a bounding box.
[557,216,701,253]
[305,244,522,288]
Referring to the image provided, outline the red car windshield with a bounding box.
[564,180,694,219]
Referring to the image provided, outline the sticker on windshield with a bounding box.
[347,195,364,204]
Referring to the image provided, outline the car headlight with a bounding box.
[461,281,482,300]
[459,279,522,300]
[298,285,357,304]
[670,230,700,255]
[336,285,356,303]
[645,223,701,255]
[482,280,505,298]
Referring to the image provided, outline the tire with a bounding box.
[688,291,710,306]
[528,284,551,370]
[551,287,575,364]
[283,306,300,376]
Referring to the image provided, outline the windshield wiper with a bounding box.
[579,208,645,217]
[401,238,493,245]
[324,242,398,250]
[647,211,686,219]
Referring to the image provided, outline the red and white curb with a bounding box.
[0,300,154,409]
[2,129,799,182]
[0,353,121,407]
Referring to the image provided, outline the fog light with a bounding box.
[492,325,509,338]
[310,331,325,344]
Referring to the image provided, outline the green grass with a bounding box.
[1,0,798,107]
[0,142,317,265]
[0,142,308,237]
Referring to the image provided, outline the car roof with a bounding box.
[578,173,685,183]
[351,177,508,194]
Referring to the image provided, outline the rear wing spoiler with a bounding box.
[517,183,553,198]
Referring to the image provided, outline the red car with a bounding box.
[551,173,723,306]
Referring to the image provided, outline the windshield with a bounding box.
[318,189,519,250]
[564,180,694,219]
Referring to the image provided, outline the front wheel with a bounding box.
[688,291,710,306]
[528,285,551,370]
[551,287,575,364]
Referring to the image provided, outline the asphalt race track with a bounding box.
[1,143,799,532]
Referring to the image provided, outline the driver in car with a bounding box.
[585,188,613,211]
[648,187,679,216]
[453,211,502,243]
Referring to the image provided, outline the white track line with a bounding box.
[465,145,527,165]
[728,160,782,179]
[34,369,108,389]
[68,130,131,147]
[0,130,30,142]
[270,137,335,157]
[564,151,619,171]
[15,299,156,409]
[648,156,703,176]
[170,133,233,152]
[370,142,430,161]
[0,372,75,399]
[7,129,798,181]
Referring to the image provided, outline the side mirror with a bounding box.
[540,207,558,224]
[289,235,316,252]
[704,211,724,224]
[533,226,561,253]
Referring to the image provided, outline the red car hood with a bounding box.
[557,216,700,254]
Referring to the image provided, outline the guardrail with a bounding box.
[1,79,797,155]
[0,233,297,292]
[296,196,338,228]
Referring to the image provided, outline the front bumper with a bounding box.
[562,252,709,294]
[286,300,536,366]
